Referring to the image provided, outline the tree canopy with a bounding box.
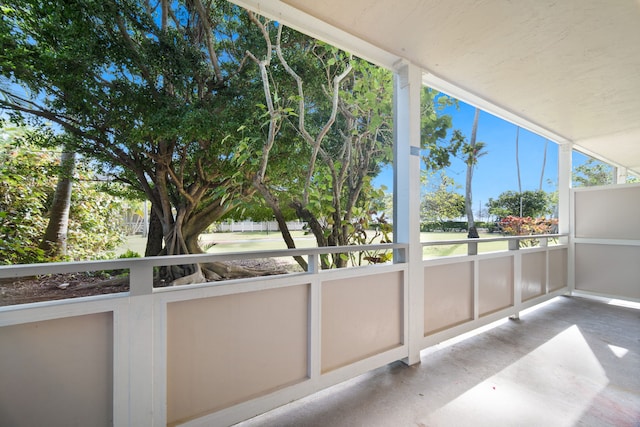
[0,0,265,277]
[487,190,551,219]
[572,158,613,187]
[421,173,465,231]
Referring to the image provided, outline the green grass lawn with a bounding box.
[420,232,508,258]
[116,231,314,256]
[117,230,508,259]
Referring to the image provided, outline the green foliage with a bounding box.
[0,128,54,263]
[487,190,552,219]
[572,158,613,187]
[345,210,393,267]
[421,173,465,231]
[420,91,456,170]
[0,126,126,264]
[66,164,127,260]
[118,249,141,259]
[421,221,467,232]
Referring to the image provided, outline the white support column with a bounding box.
[393,61,424,366]
[614,166,628,184]
[558,143,572,236]
[558,142,573,293]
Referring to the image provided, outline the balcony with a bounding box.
[1,193,638,426]
[1,1,640,425]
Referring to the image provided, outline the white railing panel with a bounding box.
[169,262,408,427]
[522,251,546,301]
[424,261,473,335]
[478,255,515,316]
[421,240,570,352]
[321,270,404,373]
[549,247,568,292]
[0,311,114,427]
[165,284,310,426]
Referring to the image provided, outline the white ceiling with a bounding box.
[235,0,640,175]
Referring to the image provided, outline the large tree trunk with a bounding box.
[39,151,75,258]
[466,108,480,239]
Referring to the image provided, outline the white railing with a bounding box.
[0,236,571,426]
[0,243,409,427]
[422,233,566,255]
[420,234,570,349]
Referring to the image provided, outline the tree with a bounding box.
[498,215,558,246]
[421,173,465,231]
[487,190,551,219]
[244,17,397,269]
[0,0,267,279]
[421,101,484,238]
[462,107,484,238]
[39,147,75,258]
[515,126,523,216]
[573,158,613,187]
[539,140,548,191]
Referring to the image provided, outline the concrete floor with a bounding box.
[236,296,640,427]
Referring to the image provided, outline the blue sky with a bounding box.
[374,99,560,215]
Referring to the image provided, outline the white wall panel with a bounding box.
[575,185,640,240]
[575,244,640,300]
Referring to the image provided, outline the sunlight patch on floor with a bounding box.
[607,344,629,358]
[424,325,608,427]
[606,299,640,310]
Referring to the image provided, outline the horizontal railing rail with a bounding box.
[422,233,568,255]
[0,243,407,279]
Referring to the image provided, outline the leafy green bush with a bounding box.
[421,221,468,232]
[118,249,141,259]
[0,127,127,264]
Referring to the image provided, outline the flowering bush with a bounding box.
[499,216,558,247]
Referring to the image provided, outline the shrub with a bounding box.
[498,216,558,247]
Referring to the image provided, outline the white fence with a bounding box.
[123,218,306,235]
[0,237,570,426]
[216,220,305,232]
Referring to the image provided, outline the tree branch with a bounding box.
[192,0,224,84]
[275,27,352,203]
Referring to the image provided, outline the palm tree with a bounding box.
[40,148,75,258]
[515,126,523,216]
[464,108,486,238]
